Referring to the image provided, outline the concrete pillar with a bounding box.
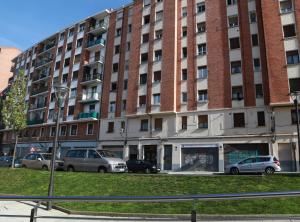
[123,145,129,161]
[218,144,224,172]
[138,142,143,160]
[160,144,165,170]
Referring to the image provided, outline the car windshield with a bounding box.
[41,154,52,160]
[98,150,115,158]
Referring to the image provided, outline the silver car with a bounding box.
[226,155,281,175]
[64,149,127,173]
[22,153,64,170]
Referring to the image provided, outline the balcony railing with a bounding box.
[27,118,44,125]
[84,55,105,66]
[81,92,100,101]
[35,57,53,68]
[87,38,106,48]
[82,73,102,83]
[31,86,48,96]
[29,102,47,110]
[39,42,56,54]
[32,72,50,82]
[89,21,108,32]
[78,112,99,119]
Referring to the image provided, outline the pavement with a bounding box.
[0,201,300,222]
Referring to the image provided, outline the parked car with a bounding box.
[64,149,127,173]
[225,155,281,175]
[126,159,160,173]
[22,153,64,170]
[0,156,22,168]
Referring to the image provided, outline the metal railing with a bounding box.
[1,190,300,222]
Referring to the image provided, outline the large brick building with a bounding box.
[1,0,300,172]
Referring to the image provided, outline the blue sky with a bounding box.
[0,0,132,51]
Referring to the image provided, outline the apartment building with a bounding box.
[1,0,300,172]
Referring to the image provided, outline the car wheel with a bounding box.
[265,167,275,175]
[42,165,48,171]
[98,167,107,173]
[230,167,239,175]
[67,166,75,172]
[145,168,151,174]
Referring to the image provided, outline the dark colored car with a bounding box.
[126,159,160,173]
[0,156,22,168]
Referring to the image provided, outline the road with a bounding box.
[0,201,300,222]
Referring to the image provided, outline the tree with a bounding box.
[2,70,27,168]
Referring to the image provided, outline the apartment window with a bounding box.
[154,118,163,131]
[87,123,94,135]
[140,119,149,131]
[153,93,161,105]
[234,113,245,128]
[257,112,265,127]
[182,69,187,80]
[107,122,114,133]
[230,37,240,49]
[197,66,208,79]
[72,71,78,81]
[68,28,74,37]
[55,61,60,70]
[182,47,187,58]
[252,34,259,46]
[157,0,163,3]
[182,92,187,103]
[127,42,131,51]
[197,22,206,33]
[139,95,146,107]
[113,63,119,72]
[198,90,208,102]
[79,23,85,32]
[76,38,83,48]
[51,93,55,102]
[59,33,65,41]
[116,28,122,37]
[228,15,239,28]
[122,100,127,111]
[289,78,300,92]
[227,0,237,6]
[74,54,81,64]
[70,125,77,136]
[153,71,161,82]
[280,0,293,14]
[144,15,150,25]
[197,44,207,55]
[182,7,187,17]
[286,50,300,64]
[89,104,95,112]
[64,58,70,67]
[253,58,261,72]
[144,0,151,7]
[141,53,148,63]
[198,115,208,129]
[156,10,163,21]
[197,2,205,13]
[109,102,116,113]
[182,116,187,130]
[62,74,68,83]
[140,73,147,85]
[115,45,120,54]
[125,60,129,70]
[60,126,67,136]
[111,82,117,92]
[155,30,163,40]
[70,88,77,99]
[182,26,187,37]
[121,121,126,131]
[249,11,257,23]
[142,33,149,43]
[232,86,244,100]
[231,61,242,74]
[123,79,128,90]
[255,84,264,98]
[51,126,56,137]
[57,47,63,55]
[154,50,162,62]
[283,24,296,38]
[67,43,72,51]
[68,106,75,116]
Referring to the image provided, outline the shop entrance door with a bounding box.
[163,145,173,170]
[278,143,296,172]
[144,145,157,164]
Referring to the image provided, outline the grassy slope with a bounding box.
[1,168,300,214]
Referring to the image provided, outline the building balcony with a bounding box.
[27,118,44,126]
[77,112,99,120]
[88,21,108,34]
[31,86,49,96]
[29,102,47,111]
[84,55,104,67]
[32,72,51,83]
[35,57,53,69]
[81,73,102,86]
[38,42,56,55]
[80,92,100,103]
[86,38,106,50]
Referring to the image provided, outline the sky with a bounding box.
[0,0,132,51]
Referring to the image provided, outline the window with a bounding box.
[230,37,240,49]
[60,126,67,136]
[122,100,127,111]
[111,82,117,92]
[249,11,257,23]
[51,93,55,102]
[182,7,187,17]
[153,93,161,105]
[48,109,54,120]
[141,53,148,63]
[253,58,261,72]
[227,0,237,6]
[154,118,163,131]
[153,71,161,82]
[182,116,187,130]
[231,61,242,74]
[286,50,300,64]
[197,66,208,79]
[64,58,70,67]
[228,15,239,28]
[289,78,300,92]
[70,125,77,136]
[68,106,75,116]
[144,15,150,25]
[123,79,128,90]
[72,71,78,81]
[198,90,208,102]
[139,95,146,107]
[55,61,60,70]
[109,102,116,112]
[232,86,244,100]
[197,2,205,13]
[79,23,85,32]
[121,121,126,130]
[140,73,147,85]
[68,28,74,37]
[57,47,63,55]
[115,45,120,54]
[156,10,163,21]
[233,113,245,128]
[128,24,132,33]
[74,54,81,64]
[197,22,206,33]
[142,33,149,43]
[70,88,77,99]
[182,26,187,37]
[280,0,293,14]
[51,126,56,137]
[291,110,300,125]
[107,122,114,133]
[182,47,187,58]
[89,104,95,112]
[59,33,65,41]
[255,84,264,98]
[252,34,259,46]
[198,115,208,129]
[257,112,265,127]
[141,119,149,131]
[67,43,72,51]
[197,44,207,55]
[155,30,163,40]
[77,38,83,48]
[182,92,187,102]
[283,24,296,38]
[182,69,187,80]
[62,74,68,83]
[116,28,122,37]
[113,63,119,72]
[127,42,131,51]
[154,50,162,61]
[87,123,94,135]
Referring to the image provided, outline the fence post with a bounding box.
[30,201,40,222]
[191,199,197,222]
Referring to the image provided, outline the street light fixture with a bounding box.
[47,84,69,210]
[290,91,300,169]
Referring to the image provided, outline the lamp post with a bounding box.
[47,84,69,210]
[290,91,300,169]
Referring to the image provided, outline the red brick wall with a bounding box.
[176,0,182,112]
[260,0,290,104]
[238,0,256,107]
[206,0,232,109]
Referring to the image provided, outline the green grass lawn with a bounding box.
[1,168,300,214]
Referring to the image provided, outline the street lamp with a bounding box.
[290,91,300,168]
[47,84,69,210]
